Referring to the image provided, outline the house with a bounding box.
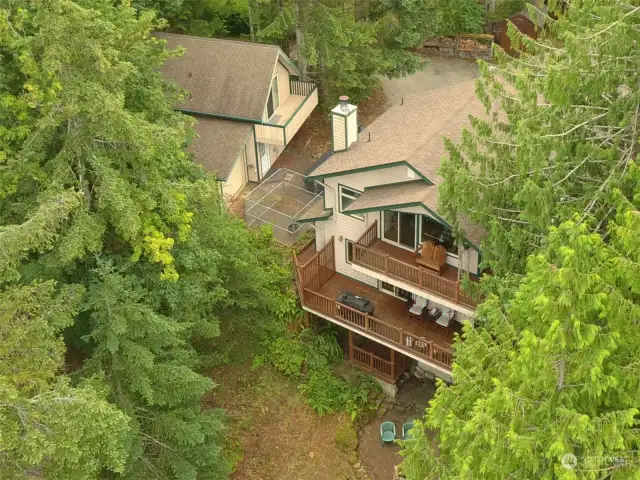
[293,82,486,393]
[155,33,318,201]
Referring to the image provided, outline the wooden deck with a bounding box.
[369,239,461,283]
[353,221,478,309]
[319,273,461,347]
[294,236,459,371]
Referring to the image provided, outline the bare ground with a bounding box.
[206,364,360,480]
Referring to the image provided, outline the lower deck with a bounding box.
[318,273,462,347]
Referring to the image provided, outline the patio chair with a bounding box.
[408,295,428,323]
[402,421,414,440]
[380,421,396,446]
[436,308,455,331]
[416,242,446,274]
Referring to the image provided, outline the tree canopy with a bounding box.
[401,1,640,478]
[0,0,292,478]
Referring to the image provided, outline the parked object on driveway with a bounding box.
[380,421,396,446]
[336,291,375,315]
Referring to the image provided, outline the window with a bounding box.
[345,239,354,264]
[380,281,412,301]
[421,216,457,255]
[339,186,364,220]
[266,76,279,119]
[381,210,417,250]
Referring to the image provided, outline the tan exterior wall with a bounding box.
[276,61,290,105]
[245,128,258,183]
[222,145,248,201]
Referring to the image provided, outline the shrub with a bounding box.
[335,424,358,454]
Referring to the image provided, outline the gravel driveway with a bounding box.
[381,55,480,107]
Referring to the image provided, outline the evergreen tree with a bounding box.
[437,0,640,277]
[400,187,640,479]
[1,0,292,477]
[0,282,134,479]
[400,1,640,478]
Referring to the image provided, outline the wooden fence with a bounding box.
[420,33,493,60]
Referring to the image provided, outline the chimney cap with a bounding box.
[339,95,349,112]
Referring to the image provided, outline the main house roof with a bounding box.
[156,33,297,121]
[307,80,488,247]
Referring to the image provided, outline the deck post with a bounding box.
[390,349,395,374]
[304,311,310,328]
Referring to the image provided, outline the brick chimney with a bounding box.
[331,95,358,152]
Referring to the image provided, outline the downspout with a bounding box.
[312,179,336,249]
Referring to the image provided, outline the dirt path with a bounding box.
[207,364,358,480]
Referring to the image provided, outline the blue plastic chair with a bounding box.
[402,421,414,440]
[380,421,396,446]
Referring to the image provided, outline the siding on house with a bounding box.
[332,115,347,151]
[276,61,290,106]
[222,143,248,200]
[316,166,479,290]
[245,128,258,183]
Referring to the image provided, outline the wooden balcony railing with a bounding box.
[284,87,318,144]
[290,79,316,96]
[302,287,453,370]
[350,345,396,383]
[295,235,454,370]
[354,221,477,309]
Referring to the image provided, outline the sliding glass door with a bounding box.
[381,210,416,250]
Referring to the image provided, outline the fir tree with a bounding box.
[437,0,640,277]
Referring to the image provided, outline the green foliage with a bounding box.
[0,0,294,478]
[401,1,640,478]
[264,326,380,420]
[438,0,640,277]
[335,424,358,454]
[0,283,134,479]
[135,0,251,37]
[421,0,485,36]
[488,0,526,21]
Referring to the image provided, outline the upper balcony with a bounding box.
[352,221,478,312]
[254,80,318,146]
[294,238,460,374]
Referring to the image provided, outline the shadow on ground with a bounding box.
[357,376,437,480]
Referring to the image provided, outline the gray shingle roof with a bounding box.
[155,33,288,121]
[187,117,251,180]
[343,181,486,247]
[309,81,488,246]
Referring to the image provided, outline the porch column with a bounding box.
[390,349,396,380]
[348,330,353,360]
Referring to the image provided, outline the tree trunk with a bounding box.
[294,1,307,80]
[247,0,255,42]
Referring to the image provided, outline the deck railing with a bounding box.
[353,221,477,309]
[284,86,318,144]
[350,345,398,383]
[297,237,335,292]
[303,286,454,369]
[295,235,454,370]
